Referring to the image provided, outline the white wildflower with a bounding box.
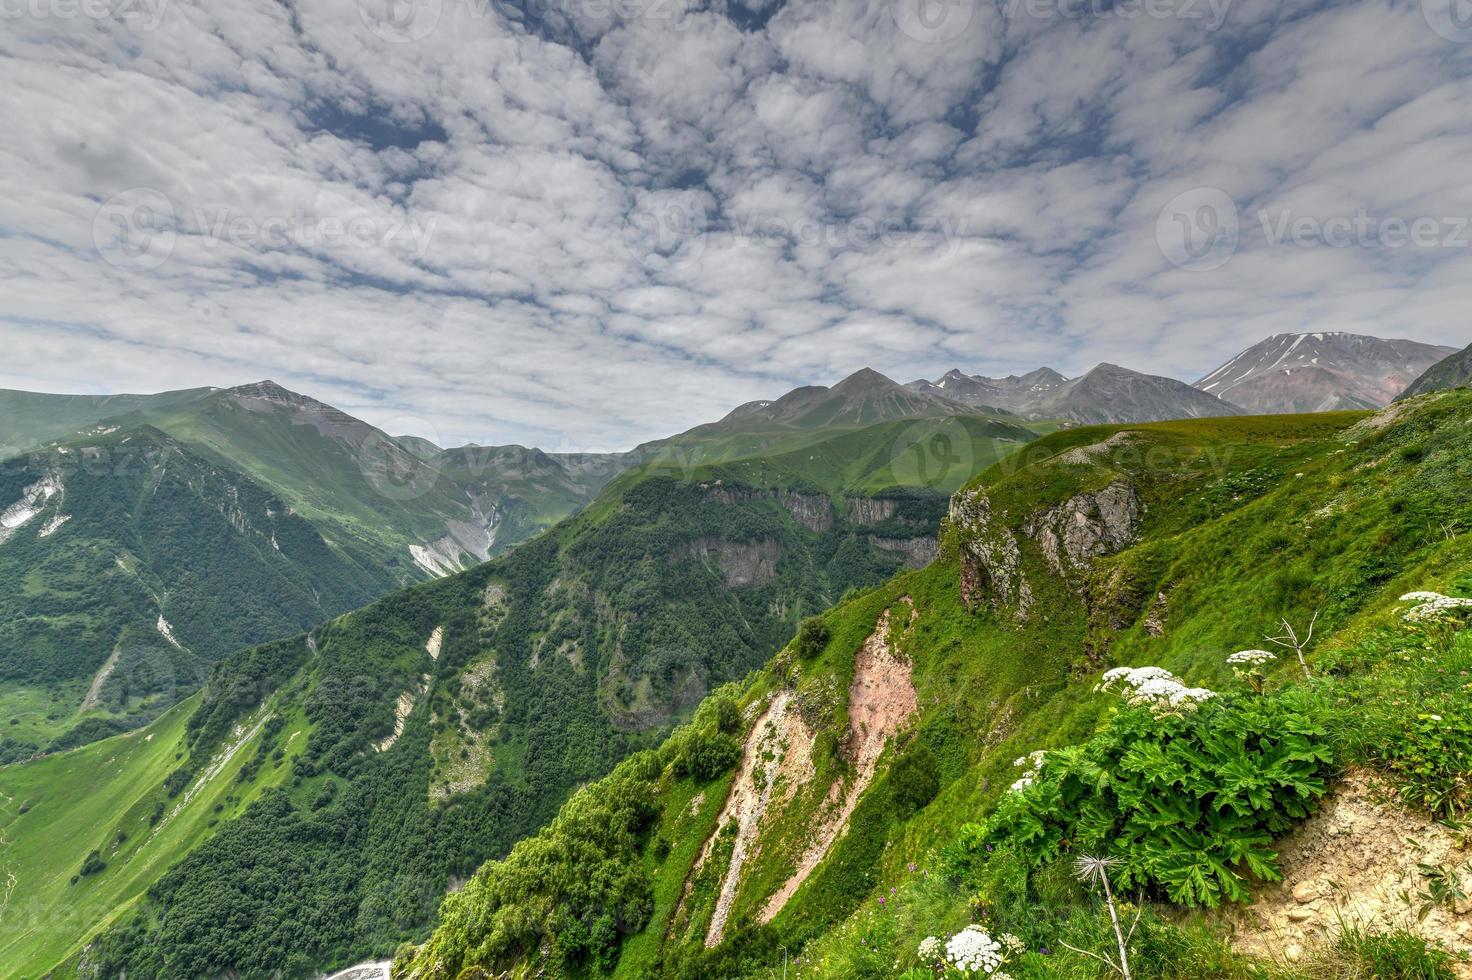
[1226,649,1276,666]
[1008,750,1046,793]
[999,933,1025,955]
[1099,666,1215,714]
[1400,591,1448,603]
[1403,595,1472,623]
[918,936,944,961]
[946,925,1004,974]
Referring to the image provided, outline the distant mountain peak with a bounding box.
[832,367,899,390]
[1398,342,1472,400]
[905,362,1235,423]
[1195,332,1456,413]
[226,380,312,405]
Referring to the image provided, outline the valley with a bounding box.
[2,344,1470,979]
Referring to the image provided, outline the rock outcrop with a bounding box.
[868,535,938,568]
[846,496,898,526]
[1025,481,1141,576]
[683,537,782,588]
[949,486,1030,619]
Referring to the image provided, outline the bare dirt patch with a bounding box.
[758,603,918,923]
[698,691,816,947]
[1232,770,1472,973]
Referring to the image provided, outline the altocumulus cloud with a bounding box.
[0,0,1469,449]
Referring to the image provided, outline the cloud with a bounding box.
[0,0,1468,450]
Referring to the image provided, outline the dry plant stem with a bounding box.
[1267,608,1320,679]
[1101,871,1134,980]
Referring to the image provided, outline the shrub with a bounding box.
[951,685,1333,907]
[79,849,106,877]
[795,615,830,658]
[890,744,940,814]
[675,733,742,782]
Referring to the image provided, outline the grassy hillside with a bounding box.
[6,419,1000,978]
[0,387,214,457]
[0,427,399,759]
[394,392,1472,979]
[0,680,307,977]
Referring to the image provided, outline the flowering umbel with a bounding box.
[944,925,1016,976]
[1400,591,1472,623]
[1227,649,1275,693]
[1008,750,1046,793]
[1096,666,1215,714]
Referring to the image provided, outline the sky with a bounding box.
[1,0,1470,451]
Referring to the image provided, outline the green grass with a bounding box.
[0,692,304,977]
[397,393,1472,979]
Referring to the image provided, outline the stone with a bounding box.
[1292,881,1319,904]
[1283,943,1304,964]
[1287,907,1315,922]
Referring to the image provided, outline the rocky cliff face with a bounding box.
[949,486,1031,619]
[949,478,1143,623]
[846,496,898,526]
[704,485,833,534]
[1024,481,1142,576]
[684,537,783,588]
[867,535,938,568]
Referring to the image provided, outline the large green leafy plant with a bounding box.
[950,686,1334,907]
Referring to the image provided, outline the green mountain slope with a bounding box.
[393,392,1472,979]
[2,413,1015,978]
[1398,341,1472,399]
[0,427,400,759]
[635,368,1021,471]
[0,386,215,457]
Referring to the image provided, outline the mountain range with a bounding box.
[908,361,1242,422]
[1194,332,1456,413]
[8,386,1469,978]
[907,331,1461,423]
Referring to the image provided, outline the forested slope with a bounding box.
[396,392,1472,979]
[3,431,978,978]
[0,427,399,759]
